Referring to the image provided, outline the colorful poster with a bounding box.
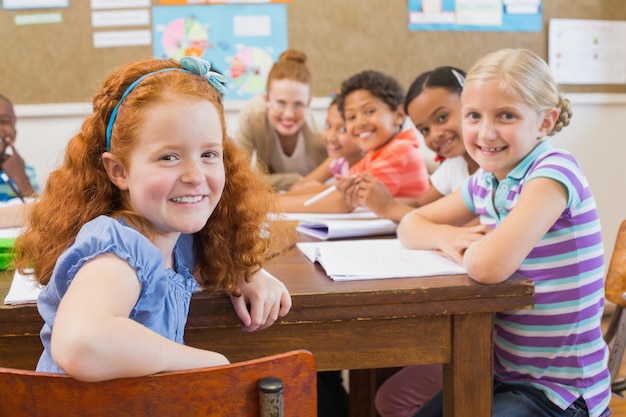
[408,0,542,32]
[152,4,287,99]
[158,1,291,4]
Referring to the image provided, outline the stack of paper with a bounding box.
[4,269,41,305]
[297,239,466,281]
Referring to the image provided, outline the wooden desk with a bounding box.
[0,247,534,417]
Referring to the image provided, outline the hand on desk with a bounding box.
[230,268,292,333]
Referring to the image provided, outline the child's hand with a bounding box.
[230,268,292,333]
[335,174,361,208]
[351,173,397,216]
[438,224,491,265]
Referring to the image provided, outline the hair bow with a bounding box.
[180,56,228,96]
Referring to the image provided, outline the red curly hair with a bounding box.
[14,58,293,294]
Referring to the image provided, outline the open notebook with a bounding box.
[296,239,466,281]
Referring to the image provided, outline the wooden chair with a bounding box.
[604,220,626,396]
[0,349,317,417]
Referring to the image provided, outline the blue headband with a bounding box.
[105,56,228,150]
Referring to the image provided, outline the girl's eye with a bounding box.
[437,113,448,123]
[366,108,375,115]
[501,113,515,120]
[338,127,347,134]
[467,112,480,120]
[202,151,219,159]
[161,154,177,161]
[324,122,331,130]
[345,114,356,121]
[419,127,429,136]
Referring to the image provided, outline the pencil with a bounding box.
[303,185,337,207]
[250,149,257,169]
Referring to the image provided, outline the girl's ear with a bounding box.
[393,104,406,128]
[102,152,129,190]
[538,108,559,138]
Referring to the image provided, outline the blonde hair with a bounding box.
[266,49,312,93]
[465,48,572,136]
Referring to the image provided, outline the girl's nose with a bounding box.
[479,121,496,141]
[181,161,203,184]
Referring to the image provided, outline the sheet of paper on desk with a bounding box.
[297,239,466,281]
[4,269,41,305]
[272,207,379,222]
[0,227,22,238]
[296,218,397,240]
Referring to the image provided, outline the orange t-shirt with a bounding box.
[348,129,430,198]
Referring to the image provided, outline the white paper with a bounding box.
[297,239,466,281]
[0,228,21,238]
[296,218,397,240]
[3,0,68,9]
[93,29,152,47]
[549,18,626,85]
[92,9,150,27]
[271,207,379,222]
[456,0,502,26]
[233,15,271,37]
[4,269,41,305]
[91,0,150,9]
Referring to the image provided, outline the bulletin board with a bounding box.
[1,0,624,105]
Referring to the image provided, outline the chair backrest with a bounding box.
[606,220,626,308]
[0,349,317,417]
[603,220,626,391]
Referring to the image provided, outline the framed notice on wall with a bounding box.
[549,19,626,85]
[408,0,542,32]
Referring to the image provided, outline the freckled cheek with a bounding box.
[208,171,226,197]
[144,178,172,202]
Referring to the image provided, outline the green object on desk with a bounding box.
[0,237,15,271]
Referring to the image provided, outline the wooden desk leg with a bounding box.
[443,312,494,417]
[349,368,403,417]
[349,369,378,417]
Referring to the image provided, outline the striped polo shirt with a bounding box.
[348,128,430,198]
[461,140,611,417]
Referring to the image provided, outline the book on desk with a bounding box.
[275,209,397,241]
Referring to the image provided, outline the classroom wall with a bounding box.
[2,0,625,105]
[14,94,626,267]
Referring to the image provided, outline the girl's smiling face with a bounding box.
[342,89,405,153]
[407,87,465,159]
[109,94,226,239]
[461,79,557,180]
[323,103,361,160]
